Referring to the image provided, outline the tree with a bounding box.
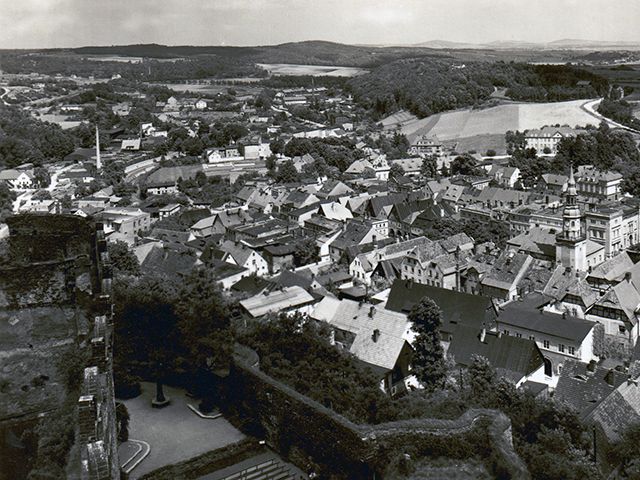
[33,167,50,188]
[420,155,438,178]
[466,354,496,398]
[0,183,16,222]
[108,240,141,276]
[265,155,277,177]
[31,189,52,201]
[407,297,446,390]
[608,423,640,478]
[389,162,405,179]
[60,194,73,211]
[276,159,299,183]
[175,269,234,380]
[115,402,130,442]
[293,238,320,266]
[450,154,481,176]
[101,160,126,185]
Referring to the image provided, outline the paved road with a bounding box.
[582,98,640,134]
[0,86,10,105]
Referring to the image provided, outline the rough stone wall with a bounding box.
[0,214,119,480]
[227,352,530,480]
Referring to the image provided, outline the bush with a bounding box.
[114,370,142,399]
[485,149,496,157]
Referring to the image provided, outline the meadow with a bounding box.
[257,63,368,77]
[400,99,602,143]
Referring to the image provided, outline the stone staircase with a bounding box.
[220,457,297,480]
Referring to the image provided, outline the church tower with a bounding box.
[556,165,587,271]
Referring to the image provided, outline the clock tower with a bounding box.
[556,165,587,271]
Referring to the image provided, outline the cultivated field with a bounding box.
[153,83,263,96]
[257,63,368,77]
[401,99,602,143]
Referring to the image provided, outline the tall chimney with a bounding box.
[95,125,102,171]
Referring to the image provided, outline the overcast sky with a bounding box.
[1,0,639,49]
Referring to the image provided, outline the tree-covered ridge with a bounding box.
[0,106,76,168]
[348,59,609,119]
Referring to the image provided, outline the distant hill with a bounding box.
[412,39,640,51]
[66,41,445,68]
[411,40,478,49]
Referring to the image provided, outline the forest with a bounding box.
[0,107,76,168]
[348,60,609,119]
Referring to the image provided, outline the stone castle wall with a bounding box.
[225,351,530,479]
[0,214,119,480]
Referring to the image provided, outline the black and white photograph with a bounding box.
[1,1,640,479]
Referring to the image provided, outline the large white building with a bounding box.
[524,126,580,154]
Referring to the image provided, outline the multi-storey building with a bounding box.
[497,300,597,388]
[407,135,443,157]
[576,165,623,202]
[584,203,640,259]
[524,126,580,154]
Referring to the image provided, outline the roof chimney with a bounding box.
[604,369,615,386]
[586,360,597,373]
[479,328,486,343]
[372,329,380,342]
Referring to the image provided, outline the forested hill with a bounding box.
[27,41,447,68]
[348,59,610,119]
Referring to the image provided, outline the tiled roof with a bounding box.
[408,241,446,264]
[554,360,626,419]
[587,251,634,283]
[481,251,533,291]
[498,302,594,342]
[587,377,640,442]
[385,279,497,335]
[311,297,412,371]
[448,325,543,378]
[590,280,640,324]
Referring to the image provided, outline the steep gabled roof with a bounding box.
[498,302,594,343]
[587,251,635,283]
[311,297,412,371]
[448,325,544,379]
[385,279,497,335]
[554,360,627,419]
[586,377,640,442]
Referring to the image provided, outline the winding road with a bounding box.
[582,98,640,134]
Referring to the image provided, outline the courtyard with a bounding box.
[118,382,245,479]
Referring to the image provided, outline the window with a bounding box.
[503,330,509,336]
[568,346,575,355]
[559,344,565,353]
[529,335,535,341]
[515,333,522,338]
[543,340,550,349]
[619,325,627,334]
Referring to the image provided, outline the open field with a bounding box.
[152,82,263,96]
[257,63,368,77]
[401,99,602,143]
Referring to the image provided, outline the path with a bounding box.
[582,98,640,134]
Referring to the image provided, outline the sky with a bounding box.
[1,0,639,49]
